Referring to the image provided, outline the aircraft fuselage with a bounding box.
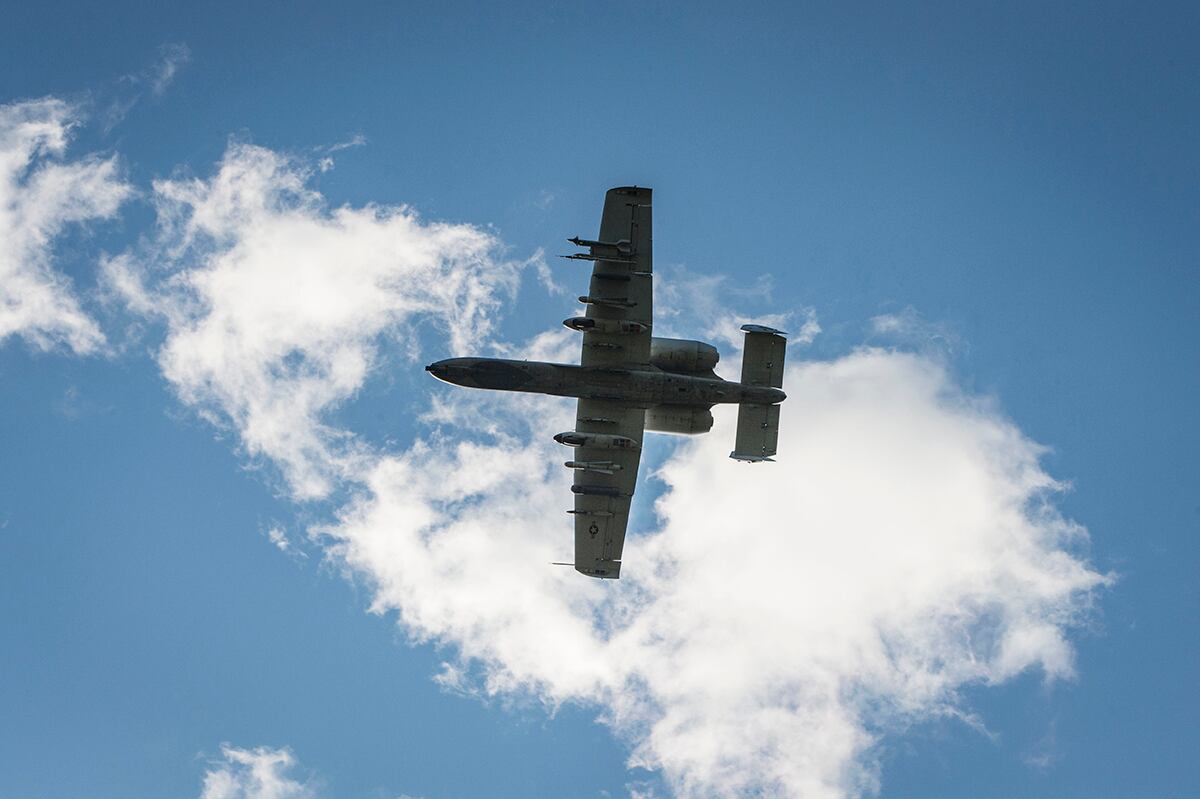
[425,357,786,407]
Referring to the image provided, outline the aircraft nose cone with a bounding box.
[426,360,470,385]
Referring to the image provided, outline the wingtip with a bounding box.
[729,451,777,462]
[740,323,788,337]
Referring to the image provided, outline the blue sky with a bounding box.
[1,2,1196,797]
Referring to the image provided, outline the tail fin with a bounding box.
[731,325,787,462]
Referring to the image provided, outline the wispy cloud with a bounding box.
[315,135,366,173]
[870,306,964,359]
[200,745,315,799]
[1022,718,1061,771]
[266,526,308,559]
[111,145,1110,797]
[657,267,820,358]
[151,43,192,96]
[326,134,366,153]
[53,384,112,420]
[0,97,132,354]
[101,43,192,131]
[533,188,555,211]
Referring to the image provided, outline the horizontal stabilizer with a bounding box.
[730,402,780,462]
[739,324,787,389]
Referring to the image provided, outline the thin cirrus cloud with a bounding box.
[0,98,132,354]
[102,139,1113,797]
[150,42,192,96]
[101,43,193,132]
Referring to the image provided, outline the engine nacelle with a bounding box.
[649,337,720,374]
[644,406,714,435]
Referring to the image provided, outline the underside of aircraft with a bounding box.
[427,187,787,578]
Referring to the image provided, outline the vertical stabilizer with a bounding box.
[731,325,787,462]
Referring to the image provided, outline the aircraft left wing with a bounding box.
[564,186,653,369]
[566,398,645,579]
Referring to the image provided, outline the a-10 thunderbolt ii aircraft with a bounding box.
[426,187,787,579]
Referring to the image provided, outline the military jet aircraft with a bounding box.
[426,186,787,579]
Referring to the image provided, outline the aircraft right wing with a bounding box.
[563,186,653,369]
[566,397,645,579]
[560,187,654,578]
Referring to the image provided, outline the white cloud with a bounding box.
[870,306,963,358]
[792,307,822,345]
[656,268,820,361]
[105,141,524,498]
[151,42,192,96]
[326,134,366,153]
[0,97,132,353]
[117,146,1109,796]
[320,349,1108,798]
[200,744,314,799]
[266,526,307,559]
[101,43,193,131]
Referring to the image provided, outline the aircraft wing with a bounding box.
[569,398,645,579]
[568,186,653,368]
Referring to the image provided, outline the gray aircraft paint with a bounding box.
[427,187,787,578]
[424,357,786,407]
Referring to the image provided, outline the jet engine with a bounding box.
[649,337,719,374]
[644,406,714,435]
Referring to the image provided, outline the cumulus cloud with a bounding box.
[322,349,1107,798]
[105,141,524,498]
[200,744,314,799]
[0,97,132,353]
[115,146,1108,796]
